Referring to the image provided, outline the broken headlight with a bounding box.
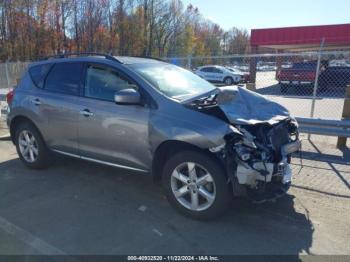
[235,145,251,161]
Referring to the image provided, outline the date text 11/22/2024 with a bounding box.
[127,256,219,261]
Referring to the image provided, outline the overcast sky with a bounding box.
[181,0,350,31]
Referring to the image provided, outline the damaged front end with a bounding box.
[223,118,300,203]
[185,86,301,203]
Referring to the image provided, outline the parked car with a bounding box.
[195,65,241,85]
[226,66,250,83]
[318,65,350,92]
[277,61,317,93]
[7,54,300,220]
[257,62,277,72]
[277,61,350,94]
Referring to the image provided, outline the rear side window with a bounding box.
[44,63,83,95]
[29,63,52,88]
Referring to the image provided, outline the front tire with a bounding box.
[162,150,230,220]
[15,121,52,169]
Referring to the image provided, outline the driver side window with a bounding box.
[85,65,137,102]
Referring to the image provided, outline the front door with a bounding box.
[77,63,151,171]
[212,68,224,82]
[202,67,215,81]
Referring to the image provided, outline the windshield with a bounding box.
[130,63,216,100]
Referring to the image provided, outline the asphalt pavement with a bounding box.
[0,134,349,255]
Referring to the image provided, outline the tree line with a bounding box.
[0,0,250,61]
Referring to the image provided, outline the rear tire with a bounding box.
[162,150,230,220]
[15,121,52,169]
[224,77,234,86]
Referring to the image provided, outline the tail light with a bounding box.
[6,89,14,105]
[277,70,282,79]
[306,71,316,80]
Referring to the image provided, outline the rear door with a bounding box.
[38,62,83,154]
[200,67,215,81]
[76,63,151,171]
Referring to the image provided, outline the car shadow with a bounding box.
[0,152,314,255]
[256,83,346,98]
[216,195,314,255]
[256,84,283,96]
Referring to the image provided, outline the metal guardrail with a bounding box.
[296,117,350,137]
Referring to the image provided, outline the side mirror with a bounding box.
[114,89,141,105]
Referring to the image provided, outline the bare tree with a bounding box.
[0,0,251,61]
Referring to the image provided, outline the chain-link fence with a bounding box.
[165,51,350,121]
[1,51,350,122]
[0,62,29,88]
[0,62,29,111]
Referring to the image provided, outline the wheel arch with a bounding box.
[223,76,233,84]
[9,115,42,144]
[151,140,224,182]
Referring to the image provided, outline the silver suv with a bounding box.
[7,53,300,220]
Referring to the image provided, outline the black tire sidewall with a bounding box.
[224,77,233,85]
[15,122,51,169]
[162,150,230,220]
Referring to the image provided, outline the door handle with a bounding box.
[31,98,41,106]
[80,109,94,117]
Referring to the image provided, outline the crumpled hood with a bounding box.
[216,86,290,125]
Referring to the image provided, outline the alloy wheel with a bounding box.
[18,130,39,163]
[170,162,216,211]
[225,78,233,85]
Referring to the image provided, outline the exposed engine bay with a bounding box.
[223,119,300,202]
[184,86,301,203]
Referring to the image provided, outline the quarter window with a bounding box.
[44,63,83,95]
[84,65,137,101]
[29,63,53,88]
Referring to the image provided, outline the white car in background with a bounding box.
[226,66,250,83]
[195,65,241,85]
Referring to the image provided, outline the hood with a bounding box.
[184,86,290,125]
[217,86,290,125]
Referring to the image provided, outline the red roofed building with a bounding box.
[249,23,350,82]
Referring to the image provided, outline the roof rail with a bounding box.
[39,52,122,63]
[129,56,166,62]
